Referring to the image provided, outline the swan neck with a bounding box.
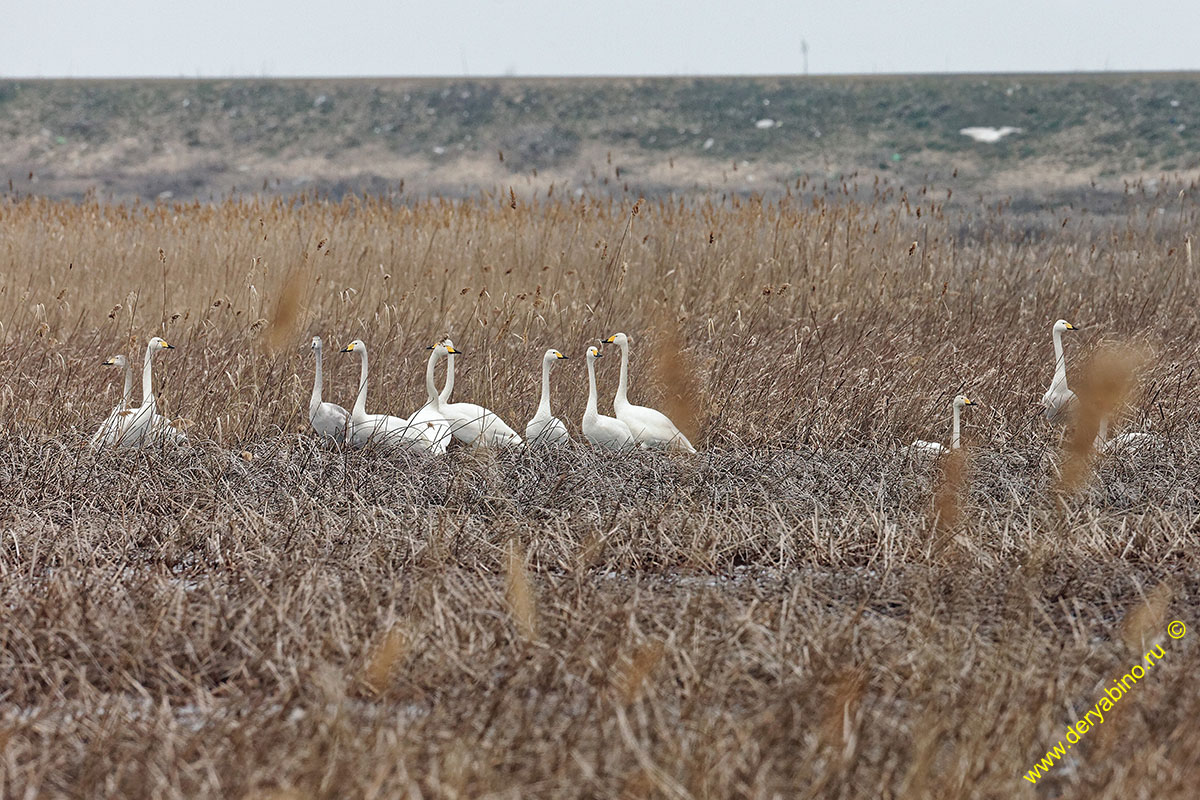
[310,346,323,412]
[122,362,134,408]
[440,352,455,402]
[616,342,630,405]
[585,357,599,416]
[353,348,369,419]
[1052,328,1067,385]
[951,403,961,449]
[537,358,552,417]
[425,349,441,407]
[141,342,155,404]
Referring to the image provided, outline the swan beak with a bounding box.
[101,357,116,365]
[161,342,175,349]
[1065,323,1077,330]
[340,343,355,352]
[603,335,616,343]
[594,352,604,358]
[558,354,569,359]
[446,345,459,354]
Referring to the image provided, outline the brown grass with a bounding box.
[1,182,1199,798]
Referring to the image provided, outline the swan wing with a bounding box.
[115,402,157,448]
[349,414,431,452]
[584,413,636,450]
[1042,386,1077,424]
[91,408,129,448]
[311,402,351,443]
[445,402,523,448]
[409,402,453,454]
[1100,431,1155,453]
[909,439,947,455]
[616,403,695,452]
[527,415,569,446]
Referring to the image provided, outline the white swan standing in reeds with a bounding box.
[426,342,523,448]
[910,395,975,455]
[339,339,437,452]
[90,354,135,448]
[407,341,455,455]
[308,336,349,444]
[583,346,635,450]
[526,349,570,446]
[602,332,696,452]
[117,337,178,448]
[1042,319,1078,424]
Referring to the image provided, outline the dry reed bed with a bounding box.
[1,186,1199,797]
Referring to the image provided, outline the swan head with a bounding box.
[148,336,174,351]
[310,335,323,352]
[426,341,459,357]
[339,339,366,354]
[544,348,568,364]
[1053,319,1077,333]
[102,355,128,368]
[953,395,976,410]
[586,346,603,361]
[603,332,630,348]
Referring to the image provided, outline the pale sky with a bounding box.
[3,0,1199,77]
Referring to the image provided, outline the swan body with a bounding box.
[425,343,523,448]
[149,412,187,445]
[309,336,350,444]
[1042,319,1078,424]
[582,346,635,450]
[526,349,570,446]
[339,340,438,453]
[603,332,696,452]
[910,395,975,455]
[91,354,135,448]
[1096,417,1155,453]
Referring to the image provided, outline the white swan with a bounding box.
[119,337,177,448]
[1042,319,1078,424]
[1096,417,1155,453]
[339,339,437,452]
[425,342,523,448]
[90,354,135,448]
[526,349,570,446]
[583,346,635,450]
[602,332,696,452]
[910,395,975,455]
[407,342,456,455]
[308,336,350,444]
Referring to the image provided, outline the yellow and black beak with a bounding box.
[161,341,175,349]
[340,343,356,353]
[1065,323,1077,330]
[557,353,569,359]
[603,335,616,344]
[102,357,116,365]
[446,345,459,354]
[964,398,975,406]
